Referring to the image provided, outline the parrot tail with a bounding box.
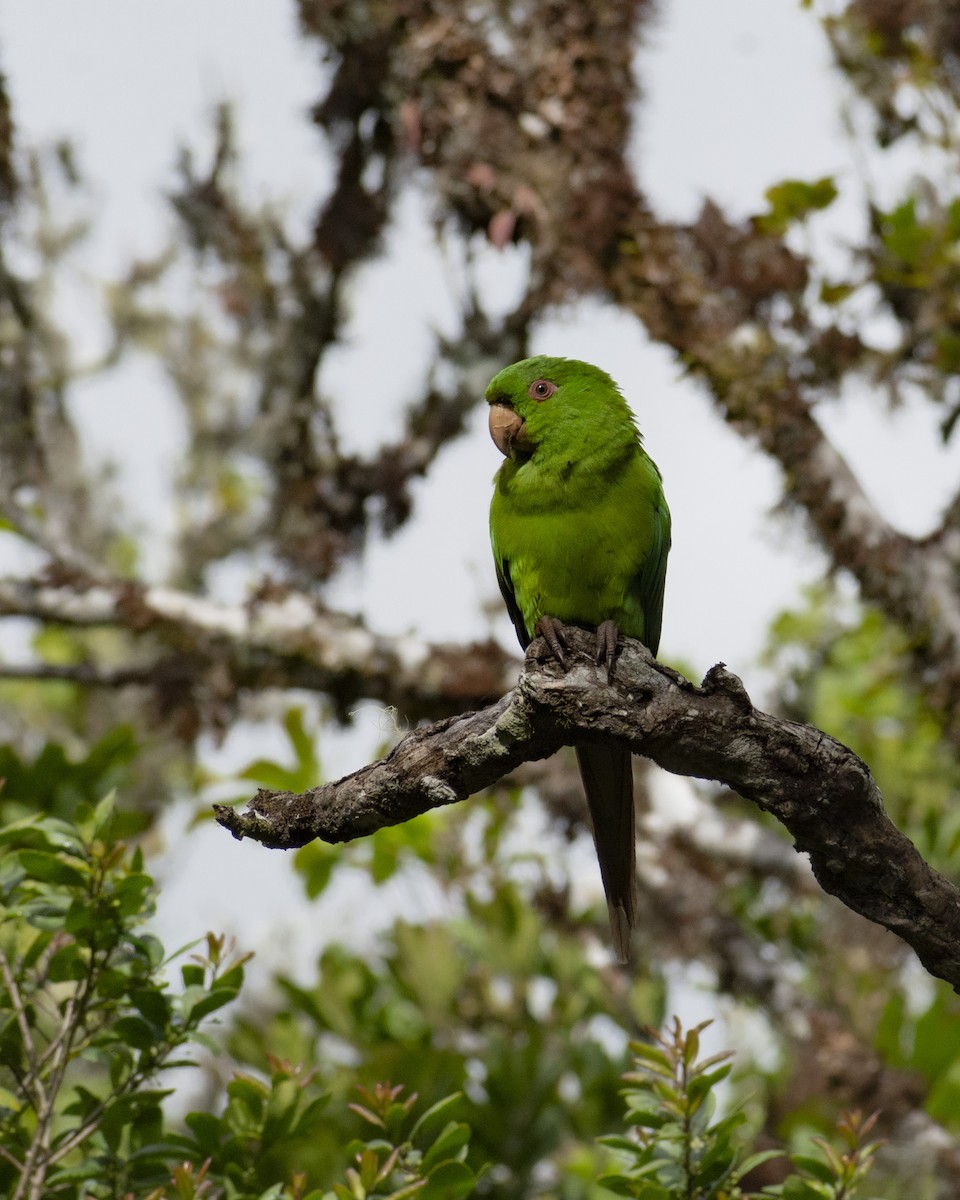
[575,744,638,964]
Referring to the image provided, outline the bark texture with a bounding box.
[216,626,960,991]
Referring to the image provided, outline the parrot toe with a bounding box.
[595,619,621,683]
[535,615,569,668]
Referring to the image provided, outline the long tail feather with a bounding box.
[575,744,637,963]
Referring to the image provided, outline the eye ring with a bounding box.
[528,379,557,401]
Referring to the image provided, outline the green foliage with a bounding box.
[239,708,322,796]
[0,796,247,1198]
[754,177,838,236]
[331,1083,483,1200]
[874,985,960,1129]
[764,586,960,870]
[769,1112,883,1200]
[0,808,891,1200]
[758,585,960,1162]
[599,1019,777,1199]
[155,1073,481,1200]
[293,809,441,897]
[227,875,665,1198]
[0,799,485,1200]
[0,726,140,828]
[872,197,944,284]
[212,702,445,890]
[599,1021,881,1200]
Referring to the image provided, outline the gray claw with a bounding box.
[596,619,620,683]
[535,615,568,668]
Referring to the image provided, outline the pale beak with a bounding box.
[488,403,532,460]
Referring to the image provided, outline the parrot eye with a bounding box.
[528,379,557,401]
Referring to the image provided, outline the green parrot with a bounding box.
[486,355,671,963]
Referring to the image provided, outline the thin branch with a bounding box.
[0,944,51,1200]
[0,947,45,1110]
[0,574,517,717]
[0,662,156,686]
[216,627,960,992]
[0,1142,23,1172]
[0,489,109,582]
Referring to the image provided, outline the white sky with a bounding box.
[3,0,960,969]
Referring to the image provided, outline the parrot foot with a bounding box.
[535,615,568,668]
[595,619,621,683]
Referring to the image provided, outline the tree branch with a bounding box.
[0,662,156,686]
[324,0,960,734]
[216,626,960,991]
[0,573,516,718]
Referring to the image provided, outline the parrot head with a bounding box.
[485,355,637,462]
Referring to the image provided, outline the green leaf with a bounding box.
[22,895,72,929]
[383,1180,429,1199]
[597,1135,642,1153]
[911,990,960,1083]
[239,759,305,792]
[874,989,907,1066]
[879,197,931,270]
[627,1041,674,1075]
[263,1077,301,1139]
[410,1093,465,1142]
[682,1025,700,1068]
[926,1059,960,1126]
[130,931,165,967]
[294,840,339,898]
[88,790,118,840]
[779,1177,833,1200]
[47,941,89,982]
[601,1172,672,1199]
[113,871,154,917]
[215,960,247,993]
[790,1153,839,1183]
[181,962,205,987]
[419,1159,477,1200]
[284,706,320,779]
[187,1029,221,1054]
[290,1091,331,1137]
[421,1121,471,1172]
[130,987,171,1028]
[819,279,855,305]
[112,1014,158,1051]
[228,1073,268,1122]
[934,331,960,374]
[16,848,88,886]
[185,1108,224,1152]
[620,1102,670,1130]
[687,1065,732,1106]
[757,176,838,234]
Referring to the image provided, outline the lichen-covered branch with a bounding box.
[217,626,960,991]
[159,81,532,590]
[0,573,516,719]
[301,0,960,735]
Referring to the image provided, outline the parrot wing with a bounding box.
[631,485,671,656]
[494,554,532,649]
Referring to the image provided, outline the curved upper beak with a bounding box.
[488,402,532,460]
